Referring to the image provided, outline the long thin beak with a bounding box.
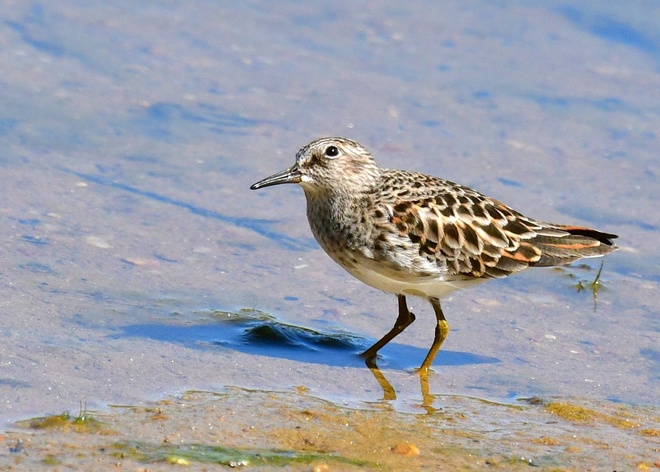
[250,165,302,190]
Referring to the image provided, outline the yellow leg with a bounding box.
[361,295,415,360]
[417,297,450,373]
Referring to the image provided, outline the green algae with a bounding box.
[111,441,371,468]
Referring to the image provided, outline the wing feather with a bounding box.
[371,170,618,280]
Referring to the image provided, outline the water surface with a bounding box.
[0,1,657,433]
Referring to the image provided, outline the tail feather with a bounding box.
[531,225,618,267]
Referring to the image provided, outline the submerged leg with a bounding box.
[361,295,415,360]
[418,297,450,373]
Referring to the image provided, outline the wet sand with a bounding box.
[2,388,658,470]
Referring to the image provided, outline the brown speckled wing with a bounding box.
[374,170,618,279]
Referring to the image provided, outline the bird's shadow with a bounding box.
[110,308,500,371]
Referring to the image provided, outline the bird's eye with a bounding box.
[324,145,340,158]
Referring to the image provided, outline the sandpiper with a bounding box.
[250,137,618,371]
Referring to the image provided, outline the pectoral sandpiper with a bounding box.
[250,137,618,372]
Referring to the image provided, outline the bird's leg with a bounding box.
[361,295,415,360]
[417,297,450,373]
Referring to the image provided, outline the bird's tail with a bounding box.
[530,225,619,267]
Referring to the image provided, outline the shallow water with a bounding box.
[2,388,657,470]
[0,0,657,449]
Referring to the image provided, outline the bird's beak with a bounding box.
[250,165,302,190]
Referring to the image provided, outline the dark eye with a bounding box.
[324,145,340,158]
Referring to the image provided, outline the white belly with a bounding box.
[338,252,485,299]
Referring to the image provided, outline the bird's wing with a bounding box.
[373,171,617,279]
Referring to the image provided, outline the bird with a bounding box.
[250,137,619,372]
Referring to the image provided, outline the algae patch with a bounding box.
[17,410,107,434]
[545,401,639,429]
[111,441,370,468]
